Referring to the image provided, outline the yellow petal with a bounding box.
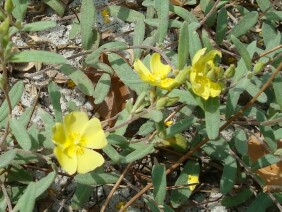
[54,146,77,175]
[150,53,171,79]
[81,117,107,149]
[192,48,207,66]
[76,149,105,174]
[187,175,199,191]
[52,122,66,146]
[64,112,88,135]
[159,78,176,90]
[209,81,222,97]
[133,59,154,83]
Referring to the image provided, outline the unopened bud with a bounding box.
[0,10,5,21]
[0,17,10,35]
[253,62,265,74]
[4,0,14,13]
[0,74,4,89]
[166,96,179,107]
[174,66,190,87]
[215,67,224,79]
[206,69,216,81]
[224,64,235,79]
[156,96,169,110]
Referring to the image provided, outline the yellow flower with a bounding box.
[187,175,199,191]
[52,112,107,175]
[133,53,187,90]
[190,48,222,100]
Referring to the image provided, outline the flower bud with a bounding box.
[0,10,5,21]
[0,17,10,35]
[253,62,265,74]
[174,66,190,87]
[0,74,5,90]
[206,69,216,81]
[156,96,169,110]
[224,64,235,79]
[130,91,146,113]
[166,96,179,107]
[4,0,14,14]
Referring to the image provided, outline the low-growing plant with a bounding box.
[0,0,282,211]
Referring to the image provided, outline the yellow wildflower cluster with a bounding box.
[133,49,223,100]
[52,112,107,175]
[190,48,222,100]
[133,53,188,91]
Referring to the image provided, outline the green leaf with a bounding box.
[233,129,248,155]
[108,6,144,22]
[10,119,32,150]
[142,110,163,123]
[229,11,258,38]
[13,182,37,212]
[204,97,220,140]
[18,107,33,128]
[265,11,282,21]
[200,0,217,26]
[22,21,56,31]
[144,198,160,212]
[245,81,267,103]
[201,29,213,51]
[168,89,197,106]
[170,160,200,208]
[273,74,282,111]
[69,20,80,39]
[81,0,96,50]
[256,0,272,12]
[12,0,28,21]
[178,21,189,70]
[170,5,198,23]
[155,0,169,43]
[0,81,24,122]
[38,108,55,132]
[113,102,131,136]
[247,192,273,212]
[251,154,281,170]
[48,82,62,123]
[6,164,33,184]
[90,62,114,75]
[71,183,92,210]
[262,21,279,50]
[42,0,66,16]
[220,156,237,195]
[133,20,145,59]
[93,73,111,104]
[103,144,122,163]
[60,64,94,96]
[203,138,230,161]
[215,7,228,44]
[14,171,56,212]
[138,120,155,136]
[188,22,202,60]
[121,143,154,163]
[221,188,253,207]
[85,41,127,65]
[75,171,119,185]
[107,134,128,147]
[225,77,250,118]
[152,164,166,205]
[10,50,67,64]
[231,35,252,70]
[108,53,149,94]
[0,150,17,168]
[165,117,195,137]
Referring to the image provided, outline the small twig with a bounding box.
[119,57,282,212]
[100,163,133,212]
[198,0,221,29]
[1,183,13,211]
[252,45,282,62]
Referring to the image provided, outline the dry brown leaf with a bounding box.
[248,135,282,186]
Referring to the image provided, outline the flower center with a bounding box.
[65,132,86,157]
